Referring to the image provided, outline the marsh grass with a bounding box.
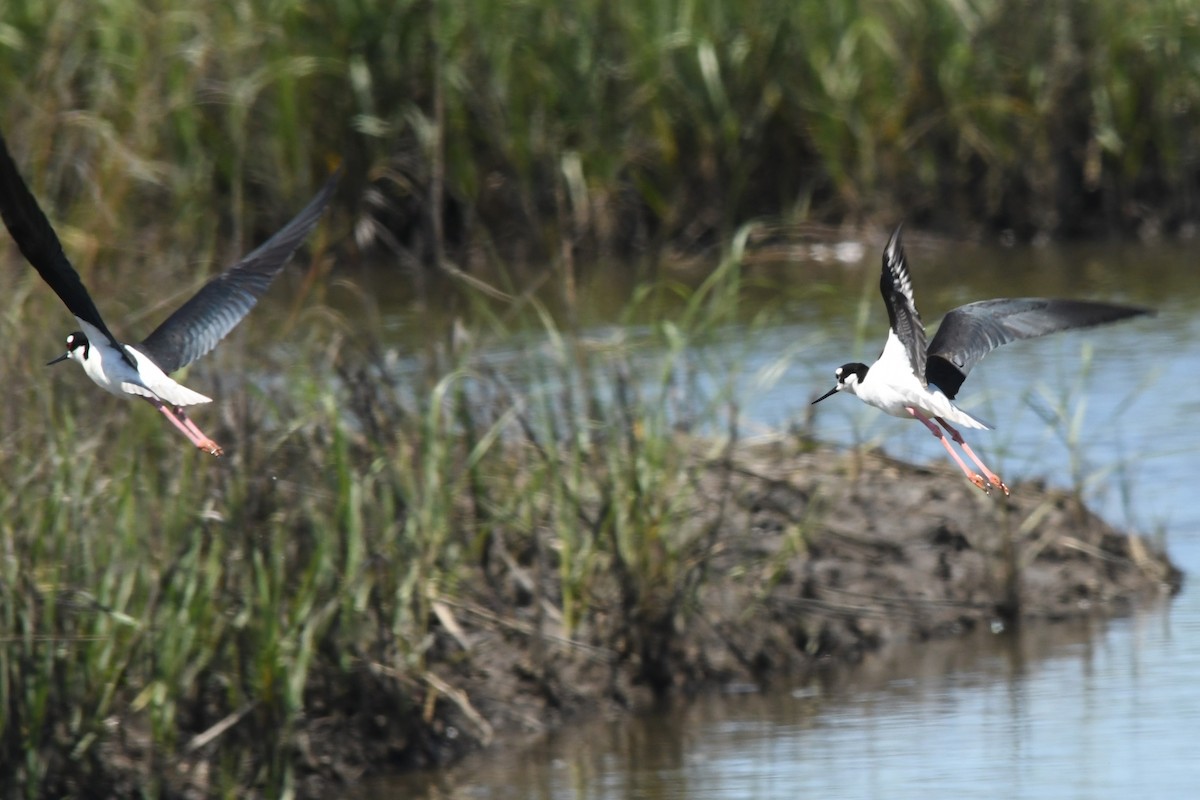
[0,222,1168,795]
[0,213,791,794]
[4,0,1200,273]
[0,2,1182,787]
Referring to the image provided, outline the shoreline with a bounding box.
[387,610,1171,796]
[288,440,1181,796]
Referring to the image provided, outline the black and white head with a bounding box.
[812,362,869,404]
[47,330,89,365]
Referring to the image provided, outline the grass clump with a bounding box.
[0,213,1176,797]
[0,221,770,795]
[4,0,1200,277]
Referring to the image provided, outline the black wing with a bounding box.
[138,169,339,374]
[879,224,927,382]
[0,130,124,348]
[925,298,1152,398]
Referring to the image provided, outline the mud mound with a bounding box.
[300,441,1179,794]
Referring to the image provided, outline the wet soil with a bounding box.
[293,439,1181,796]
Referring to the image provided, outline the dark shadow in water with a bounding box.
[359,617,1120,800]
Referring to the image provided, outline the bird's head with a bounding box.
[812,362,869,403]
[47,331,88,366]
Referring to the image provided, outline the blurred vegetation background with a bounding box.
[2,0,1200,279]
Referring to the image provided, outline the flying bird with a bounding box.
[0,130,338,455]
[812,225,1151,495]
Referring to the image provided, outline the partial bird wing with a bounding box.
[879,224,928,382]
[138,169,339,374]
[925,299,1152,398]
[0,131,125,351]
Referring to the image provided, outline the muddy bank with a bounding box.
[293,440,1180,795]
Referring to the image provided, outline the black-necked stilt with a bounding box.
[812,225,1152,495]
[0,130,338,456]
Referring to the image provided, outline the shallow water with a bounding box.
[358,236,1199,799]
[380,607,1194,799]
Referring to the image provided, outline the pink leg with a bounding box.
[905,407,991,493]
[174,410,210,443]
[936,417,1009,496]
[143,398,224,456]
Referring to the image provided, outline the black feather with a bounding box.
[925,298,1152,398]
[878,225,928,382]
[137,170,339,374]
[0,131,127,356]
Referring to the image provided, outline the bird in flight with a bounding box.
[0,130,338,455]
[812,226,1151,495]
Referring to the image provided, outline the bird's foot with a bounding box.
[969,474,1012,496]
[981,472,1010,496]
[198,439,224,457]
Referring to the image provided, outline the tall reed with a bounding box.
[0,216,780,793]
[4,0,1200,268]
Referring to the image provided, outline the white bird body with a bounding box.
[842,330,989,429]
[69,320,212,407]
[813,225,1151,495]
[0,128,339,455]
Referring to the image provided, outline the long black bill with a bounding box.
[46,352,69,366]
[812,386,839,404]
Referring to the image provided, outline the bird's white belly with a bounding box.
[857,364,989,429]
[80,343,141,397]
[79,341,211,407]
[856,370,934,417]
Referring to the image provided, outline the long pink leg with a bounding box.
[905,407,990,493]
[174,410,211,443]
[935,417,1009,496]
[143,398,224,456]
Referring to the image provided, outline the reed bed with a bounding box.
[0,1,1186,792]
[3,0,1200,272]
[0,217,785,795]
[0,219,1172,796]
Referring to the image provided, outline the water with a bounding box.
[362,237,1199,799]
[392,609,1197,799]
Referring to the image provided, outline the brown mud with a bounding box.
[289,440,1181,797]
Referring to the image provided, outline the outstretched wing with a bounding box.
[925,298,1152,398]
[878,224,927,382]
[138,169,339,374]
[0,131,124,350]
